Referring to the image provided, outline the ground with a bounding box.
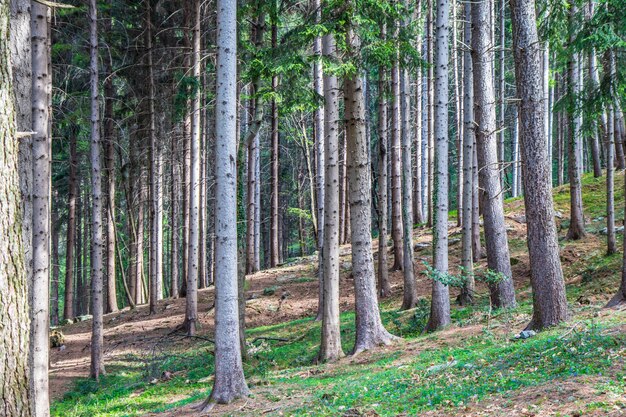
[50,173,626,417]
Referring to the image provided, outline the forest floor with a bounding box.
[51,173,626,417]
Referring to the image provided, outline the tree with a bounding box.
[377,55,391,298]
[344,9,396,354]
[390,15,404,271]
[510,0,568,329]
[318,33,344,363]
[565,4,586,241]
[201,0,249,408]
[471,0,516,309]
[89,0,105,379]
[0,0,31,411]
[270,9,280,268]
[313,0,325,319]
[459,0,474,306]
[604,50,616,256]
[30,0,51,412]
[184,0,201,335]
[427,0,451,332]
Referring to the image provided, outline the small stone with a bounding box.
[414,242,430,251]
[515,330,536,340]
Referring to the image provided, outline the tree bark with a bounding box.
[510,0,568,329]
[344,22,396,354]
[270,17,280,268]
[565,5,586,241]
[471,0,516,309]
[390,22,404,271]
[318,33,344,363]
[89,0,105,379]
[426,0,452,332]
[202,0,250,407]
[0,4,32,410]
[184,0,201,335]
[459,0,474,306]
[30,0,51,412]
[312,0,325,320]
[377,61,391,299]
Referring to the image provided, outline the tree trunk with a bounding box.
[171,128,180,298]
[390,27,404,271]
[565,5,586,240]
[0,4,31,410]
[471,0,516,309]
[426,0,452,332]
[377,60,391,299]
[459,0,474,306]
[184,0,200,335]
[270,18,280,268]
[426,0,434,227]
[344,22,396,354]
[312,0,325,320]
[202,0,250,407]
[318,33,344,363]
[30,0,51,412]
[89,0,105,379]
[603,50,616,256]
[510,0,568,329]
[401,56,417,309]
[103,1,118,314]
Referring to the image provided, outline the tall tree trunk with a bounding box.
[51,204,59,326]
[171,129,180,298]
[10,0,34,331]
[344,21,396,354]
[400,40,417,309]
[510,0,568,329]
[89,0,105,380]
[390,16,403,271]
[471,0,516,309]
[30,0,51,412]
[511,107,520,197]
[565,11,586,240]
[427,0,452,332]
[588,48,602,178]
[426,0,434,226]
[312,0,325,320]
[318,33,344,363]
[270,18,280,268]
[0,4,31,410]
[453,0,462,225]
[202,0,250,407]
[184,0,200,335]
[604,50,617,256]
[459,0,474,306]
[377,61,391,298]
[104,6,118,313]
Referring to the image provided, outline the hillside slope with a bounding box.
[51,173,626,417]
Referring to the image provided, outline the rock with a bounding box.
[515,330,536,340]
[161,371,172,381]
[77,315,93,322]
[599,225,624,235]
[510,214,526,224]
[414,242,430,251]
[555,211,564,219]
[341,261,353,271]
[61,318,74,325]
[449,238,460,246]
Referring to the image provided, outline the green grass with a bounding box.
[52,172,626,417]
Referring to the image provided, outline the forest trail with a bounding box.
[50,173,626,416]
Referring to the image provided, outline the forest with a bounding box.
[1,0,625,415]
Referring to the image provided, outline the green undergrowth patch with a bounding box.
[278,320,625,416]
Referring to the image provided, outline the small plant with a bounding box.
[422,261,467,288]
[478,269,508,286]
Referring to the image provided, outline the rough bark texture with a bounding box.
[565,5,586,241]
[313,0,325,319]
[510,0,568,329]
[427,0,452,332]
[390,34,404,271]
[184,0,201,335]
[377,62,391,299]
[344,24,396,354]
[400,64,418,310]
[203,0,250,407]
[30,1,51,412]
[1,3,32,411]
[270,19,280,268]
[89,0,106,379]
[471,0,516,309]
[318,34,344,363]
[459,0,474,306]
[146,1,162,314]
